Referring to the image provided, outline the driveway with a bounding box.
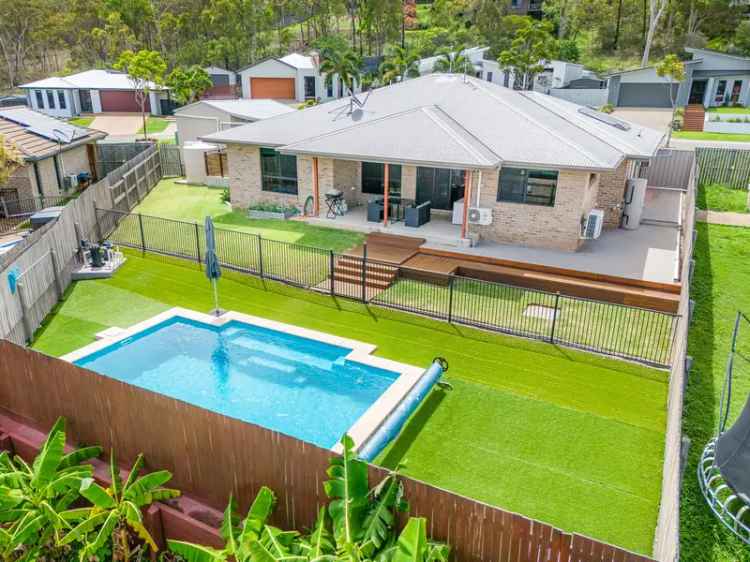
[90,114,144,135]
[612,108,673,132]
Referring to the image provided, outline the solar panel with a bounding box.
[577,106,631,131]
[0,108,88,143]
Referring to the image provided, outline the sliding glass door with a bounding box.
[416,167,465,210]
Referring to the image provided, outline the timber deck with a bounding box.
[340,233,681,313]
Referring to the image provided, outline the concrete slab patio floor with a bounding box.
[30,251,668,556]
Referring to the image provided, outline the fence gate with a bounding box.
[160,144,184,177]
[696,147,750,189]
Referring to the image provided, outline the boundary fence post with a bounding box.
[448,275,455,323]
[329,251,335,296]
[50,250,63,300]
[361,243,368,303]
[138,213,146,255]
[17,282,33,343]
[550,292,561,344]
[194,222,202,267]
[257,236,264,278]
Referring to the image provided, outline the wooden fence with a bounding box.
[160,143,184,177]
[651,157,696,562]
[695,146,750,189]
[205,150,228,177]
[96,142,152,177]
[0,341,655,562]
[0,145,162,345]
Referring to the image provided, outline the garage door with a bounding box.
[250,78,295,99]
[618,83,679,108]
[100,90,149,112]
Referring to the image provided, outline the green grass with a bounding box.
[138,117,170,134]
[707,106,750,114]
[68,116,94,127]
[697,183,749,213]
[681,223,750,562]
[673,131,750,142]
[132,179,363,252]
[31,252,667,555]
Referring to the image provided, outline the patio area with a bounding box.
[304,206,463,247]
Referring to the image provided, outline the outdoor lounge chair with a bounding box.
[367,200,384,222]
[405,201,431,228]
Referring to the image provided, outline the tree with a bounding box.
[656,54,685,145]
[0,136,24,187]
[318,42,362,95]
[733,21,750,56]
[498,19,557,90]
[432,46,470,73]
[166,65,214,105]
[641,0,668,66]
[379,45,420,83]
[114,49,167,141]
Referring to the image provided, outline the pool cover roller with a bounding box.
[357,357,448,461]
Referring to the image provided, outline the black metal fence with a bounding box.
[0,195,72,235]
[96,208,678,367]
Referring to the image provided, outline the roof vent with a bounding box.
[577,106,631,131]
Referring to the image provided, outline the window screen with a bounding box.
[57,91,66,109]
[362,162,402,195]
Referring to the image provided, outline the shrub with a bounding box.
[248,202,299,215]
[599,103,615,114]
[220,188,230,204]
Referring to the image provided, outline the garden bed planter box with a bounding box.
[248,209,298,220]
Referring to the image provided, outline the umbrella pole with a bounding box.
[212,278,220,316]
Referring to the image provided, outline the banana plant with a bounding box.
[168,486,282,562]
[376,518,449,562]
[0,417,102,561]
[60,451,180,561]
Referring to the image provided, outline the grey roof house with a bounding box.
[608,48,750,108]
[204,74,664,252]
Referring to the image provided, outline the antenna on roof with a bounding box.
[348,89,371,114]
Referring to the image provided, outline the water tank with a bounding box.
[182,141,217,185]
[622,178,648,230]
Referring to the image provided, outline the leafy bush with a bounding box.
[168,436,449,562]
[220,188,230,204]
[247,203,299,215]
[599,103,615,114]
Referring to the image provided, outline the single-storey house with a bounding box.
[608,48,750,108]
[20,70,170,118]
[174,99,295,144]
[238,53,360,103]
[203,74,664,252]
[202,67,238,99]
[0,107,106,200]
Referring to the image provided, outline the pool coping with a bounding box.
[61,307,427,454]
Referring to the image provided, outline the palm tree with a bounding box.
[432,46,471,74]
[319,47,362,96]
[379,45,421,84]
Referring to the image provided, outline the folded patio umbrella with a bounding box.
[204,216,222,315]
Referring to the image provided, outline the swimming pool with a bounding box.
[64,308,435,453]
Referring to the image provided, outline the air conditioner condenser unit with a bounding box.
[581,209,604,240]
[467,207,493,226]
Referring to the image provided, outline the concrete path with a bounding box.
[91,115,143,135]
[697,209,750,226]
[612,108,672,131]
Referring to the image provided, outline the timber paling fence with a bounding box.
[0,340,657,562]
[695,146,750,189]
[0,145,163,345]
[97,208,678,367]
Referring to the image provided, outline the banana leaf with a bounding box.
[325,435,369,547]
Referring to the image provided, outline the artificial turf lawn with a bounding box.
[68,116,94,127]
[697,182,749,213]
[133,179,363,252]
[672,131,750,142]
[31,251,667,554]
[680,223,750,562]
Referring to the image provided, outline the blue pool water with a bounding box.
[74,317,399,448]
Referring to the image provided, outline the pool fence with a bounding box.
[95,206,679,368]
[0,339,657,562]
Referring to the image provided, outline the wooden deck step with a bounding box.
[332,255,398,290]
[683,104,705,132]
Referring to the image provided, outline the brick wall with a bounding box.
[596,160,629,229]
[226,144,299,209]
[5,166,36,199]
[472,168,593,251]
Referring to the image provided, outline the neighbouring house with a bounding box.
[608,48,750,108]
[0,95,27,108]
[203,74,665,252]
[238,53,361,103]
[507,0,544,17]
[174,99,295,144]
[20,70,171,118]
[202,66,238,99]
[0,107,106,201]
